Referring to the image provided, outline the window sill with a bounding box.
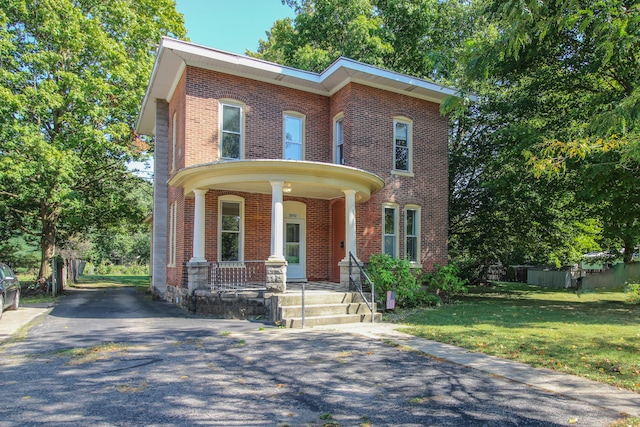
[391,170,414,178]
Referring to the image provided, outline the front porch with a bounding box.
[169,257,378,328]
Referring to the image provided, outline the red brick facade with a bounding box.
[164,65,449,288]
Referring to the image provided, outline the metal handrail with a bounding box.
[348,252,375,323]
[209,260,267,292]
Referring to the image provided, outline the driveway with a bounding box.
[0,287,631,426]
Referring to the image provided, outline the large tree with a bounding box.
[0,0,185,277]
[467,0,640,262]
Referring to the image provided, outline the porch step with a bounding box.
[274,291,379,329]
[280,302,372,318]
[281,313,382,329]
[276,291,370,306]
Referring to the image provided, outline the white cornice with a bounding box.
[137,37,468,135]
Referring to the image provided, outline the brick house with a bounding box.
[136,38,456,320]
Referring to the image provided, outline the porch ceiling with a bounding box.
[168,160,385,202]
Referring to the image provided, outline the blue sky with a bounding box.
[175,0,296,54]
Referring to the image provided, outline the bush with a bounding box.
[626,283,640,304]
[367,254,428,308]
[421,263,468,304]
[90,262,149,276]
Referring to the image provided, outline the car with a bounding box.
[0,262,20,319]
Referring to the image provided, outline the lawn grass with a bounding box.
[73,274,150,290]
[397,282,640,392]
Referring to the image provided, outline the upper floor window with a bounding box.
[405,206,420,263]
[394,118,412,172]
[171,112,177,171]
[334,115,344,165]
[220,102,243,159]
[383,204,398,258]
[284,113,304,160]
[219,196,244,261]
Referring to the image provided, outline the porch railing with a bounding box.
[348,252,375,323]
[209,261,267,292]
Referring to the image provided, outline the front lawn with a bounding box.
[73,274,150,290]
[397,282,640,392]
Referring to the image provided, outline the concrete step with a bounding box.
[275,291,371,306]
[281,312,383,329]
[279,302,373,318]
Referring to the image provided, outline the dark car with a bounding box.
[0,263,20,319]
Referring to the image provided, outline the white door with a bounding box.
[284,218,306,281]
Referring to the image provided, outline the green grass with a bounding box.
[398,282,640,392]
[73,274,150,290]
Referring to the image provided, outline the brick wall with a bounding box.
[166,67,448,286]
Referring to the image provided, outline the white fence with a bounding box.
[527,263,640,290]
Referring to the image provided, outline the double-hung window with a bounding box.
[383,204,398,258]
[393,118,412,172]
[168,202,177,267]
[335,115,344,165]
[171,112,177,170]
[220,102,242,159]
[219,197,244,261]
[284,113,304,160]
[405,206,420,262]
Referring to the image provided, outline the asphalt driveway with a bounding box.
[0,287,631,426]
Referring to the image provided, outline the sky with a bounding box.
[174,0,296,54]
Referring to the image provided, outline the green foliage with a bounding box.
[626,283,640,305]
[86,262,149,276]
[367,254,460,308]
[367,254,428,308]
[421,263,468,304]
[0,0,184,277]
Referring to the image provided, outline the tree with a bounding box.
[466,0,640,262]
[0,0,185,278]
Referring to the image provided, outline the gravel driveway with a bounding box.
[0,287,622,426]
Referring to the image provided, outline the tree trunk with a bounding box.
[38,202,58,280]
[622,236,634,264]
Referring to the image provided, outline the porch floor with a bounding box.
[286,281,348,292]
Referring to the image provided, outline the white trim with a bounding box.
[283,111,305,160]
[219,100,244,160]
[333,113,344,165]
[218,195,245,262]
[405,205,421,264]
[382,203,399,258]
[171,112,177,171]
[393,117,413,173]
[137,38,472,135]
[168,202,177,267]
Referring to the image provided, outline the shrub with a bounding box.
[626,283,640,304]
[367,254,423,308]
[421,263,468,304]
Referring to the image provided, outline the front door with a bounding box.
[284,201,306,282]
[285,219,305,281]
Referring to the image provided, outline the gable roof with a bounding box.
[137,37,464,135]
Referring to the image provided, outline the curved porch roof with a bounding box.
[168,159,385,202]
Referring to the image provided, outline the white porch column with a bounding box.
[269,181,285,261]
[343,189,357,261]
[190,188,207,263]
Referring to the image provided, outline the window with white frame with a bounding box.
[383,204,398,258]
[168,202,177,267]
[219,196,244,261]
[284,113,304,160]
[171,112,177,170]
[334,115,344,165]
[405,206,420,262]
[393,118,412,172]
[220,102,243,159]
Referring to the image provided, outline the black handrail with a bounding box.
[348,252,375,323]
